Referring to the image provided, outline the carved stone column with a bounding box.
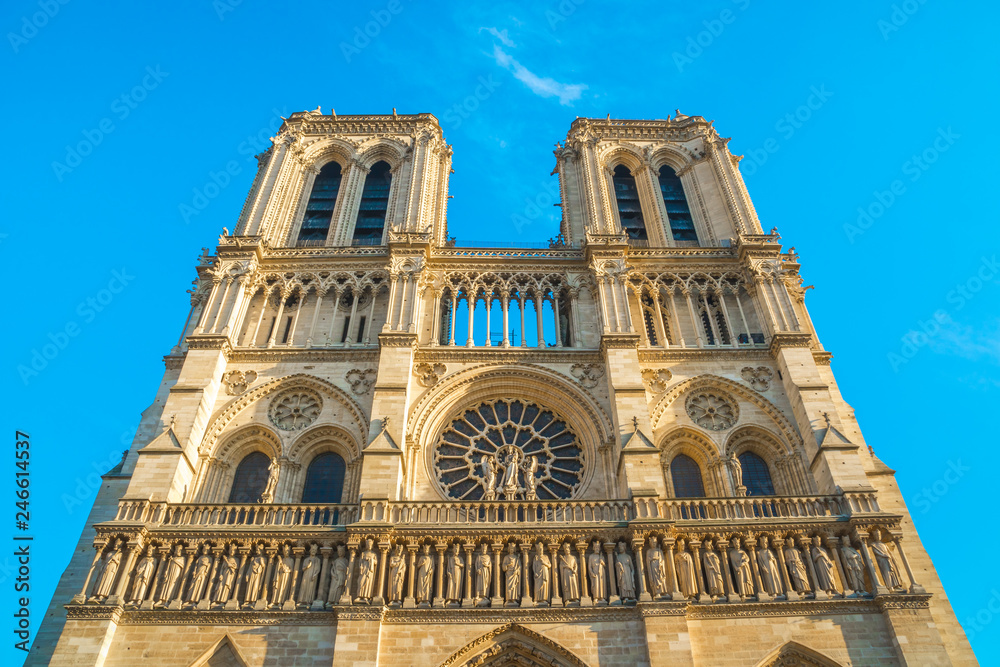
[519,544,533,608]
[575,541,592,606]
[892,533,926,595]
[800,537,825,600]
[491,543,503,607]
[108,541,143,606]
[316,546,332,610]
[857,533,889,596]
[374,542,389,607]
[603,542,620,606]
[198,546,222,611]
[461,543,474,607]
[548,543,563,606]
[663,538,683,601]
[690,540,710,603]
[282,547,302,611]
[433,542,446,608]
[404,543,418,609]
[827,536,851,598]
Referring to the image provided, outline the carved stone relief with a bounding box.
[570,363,605,389]
[741,366,774,391]
[413,362,446,388]
[268,389,322,430]
[223,370,258,396]
[641,368,672,394]
[345,369,377,395]
[685,391,738,431]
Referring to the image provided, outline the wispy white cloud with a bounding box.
[925,318,1000,364]
[479,26,515,47]
[489,43,587,106]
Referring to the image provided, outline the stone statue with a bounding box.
[615,542,636,600]
[756,537,782,596]
[480,455,498,500]
[128,546,156,604]
[521,456,539,500]
[245,548,267,605]
[841,543,866,592]
[297,544,322,605]
[674,539,698,599]
[272,545,295,605]
[587,541,606,602]
[871,533,902,590]
[388,544,407,604]
[160,544,187,603]
[502,543,520,604]
[702,539,724,597]
[357,539,378,602]
[784,541,808,593]
[328,545,349,604]
[729,537,754,597]
[645,536,668,598]
[415,544,434,604]
[214,544,239,603]
[533,543,551,604]
[474,544,492,602]
[559,544,580,602]
[811,537,837,594]
[92,540,122,600]
[260,458,279,503]
[187,544,213,602]
[500,448,522,499]
[445,544,464,602]
[728,452,743,489]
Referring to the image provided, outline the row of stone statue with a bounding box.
[76,529,918,610]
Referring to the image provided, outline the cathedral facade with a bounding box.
[30,110,976,666]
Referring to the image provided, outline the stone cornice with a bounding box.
[637,348,772,363]
[379,332,418,348]
[768,332,815,355]
[413,348,602,365]
[600,333,641,354]
[227,348,380,364]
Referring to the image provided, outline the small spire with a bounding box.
[392,107,397,117]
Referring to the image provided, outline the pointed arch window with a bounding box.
[301,452,347,503]
[228,452,270,503]
[612,165,647,241]
[670,454,706,498]
[738,451,775,496]
[353,161,392,245]
[299,162,342,243]
[658,165,698,244]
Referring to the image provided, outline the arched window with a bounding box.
[353,161,392,245]
[301,452,347,503]
[299,162,342,243]
[670,454,706,498]
[658,165,698,244]
[738,451,776,496]
[228,452,270,503]
[612,165,647,241]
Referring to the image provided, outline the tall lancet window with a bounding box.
[353,160,392,245]
[612,165,647,241]
[298,162,342,243]
[658,165,698,244]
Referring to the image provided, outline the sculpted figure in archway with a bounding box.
[260,458,279,503]
[533,543,551,605]
[729,537,754,597]
[588,541,606,602]
[871,532,903,590]
[357,538,378,602]
[415,544,434,605]
[559,544,580,602]
[445,543,464,602]
[646,536,668,598]
[245,547,267,606]
[784,540,808,593]
[811,537,838,594]
[388,544,407,604]
[500,448,522,500]
[674,539,698,599]
[128,546,156,604]
[160,544,187,604]
[501,543,520,605]
[522,456,539,500]
[214,544,239,603]
[474,544,492,603]
[298,544,322,606]
[272,544,295,606]
[841,542,866,592]
[328,545,349,604]
[187,544,213,602]
[702,539,724,597]
[615,542,636,600]
[480,455,498,500]
[92,539,122,600]
[756,537,783,596]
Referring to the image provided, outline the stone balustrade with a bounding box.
[114,500,359,528]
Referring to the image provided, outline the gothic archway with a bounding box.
[753,641,845,667]
[440,624,588,667]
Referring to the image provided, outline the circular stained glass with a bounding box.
[433,399,584,501]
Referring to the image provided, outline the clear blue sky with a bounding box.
[2,1,997,663]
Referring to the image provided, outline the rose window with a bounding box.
[685,391,738,431]
[433,400,584,501]
[269,389,322,431]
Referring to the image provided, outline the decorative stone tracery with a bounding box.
[269,389,323,431]
[685,391,738,431]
